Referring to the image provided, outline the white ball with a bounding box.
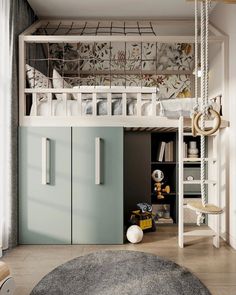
[126,225,143,244]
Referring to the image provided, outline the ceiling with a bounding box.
[27,0,216,19]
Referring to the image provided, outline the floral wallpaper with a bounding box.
[45,42,194,98]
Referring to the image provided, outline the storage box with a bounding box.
[152,204,173,224]
[152,204,170,217]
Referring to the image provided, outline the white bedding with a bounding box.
[158,97,220,118]
[158,98,196,118]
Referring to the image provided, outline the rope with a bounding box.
[192,0,220,137]
[200,0,206,208]
[200,137,206,207]
[200,0,205,116]
[205,0,209,112]
[194,0,199,111]
[191,0,199,137]
[192,0,222,225]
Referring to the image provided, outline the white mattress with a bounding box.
[158,98,220,118]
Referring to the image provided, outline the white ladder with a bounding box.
[178,116,221,248]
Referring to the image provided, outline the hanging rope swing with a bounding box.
[191,0,221,137]
[188,0,223,226]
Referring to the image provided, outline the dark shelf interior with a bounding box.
[184,192,201,198]
[124,130,203,227]
[151,132,177,163]
[151,132,177,223]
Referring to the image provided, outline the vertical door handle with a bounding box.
[42,137,50,185]
[95,137,101,185]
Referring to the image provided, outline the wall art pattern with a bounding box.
[28,42,194,98]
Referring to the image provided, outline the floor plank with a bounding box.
[1,225,236,295]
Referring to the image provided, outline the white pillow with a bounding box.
[26,64,52,101]
[52,69,73,100]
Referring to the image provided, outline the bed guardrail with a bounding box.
[23,86,158,118]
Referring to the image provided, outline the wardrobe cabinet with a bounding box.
[19,127,124,245]
[72,127,124,244]
[19,127,72,244]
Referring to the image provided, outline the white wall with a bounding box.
[210,3,236,249]
[209,42,223,100]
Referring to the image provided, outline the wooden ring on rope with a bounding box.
[193,109,221,136]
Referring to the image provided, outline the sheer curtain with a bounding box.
[0,0,35,253]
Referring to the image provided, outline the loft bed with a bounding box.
[19,19,229,128]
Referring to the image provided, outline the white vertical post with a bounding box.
[137,92,142,117]
[151,92,156,117]
[213,131,220,248]
[107,92,112,116]
[178,116,184,248]
[92,92,97,116]
[77,92,82,116]
[63,93,68,116]
[32,93,38,116]
[19,35,26,123]
[48,92,53,116]
[122,92,127,117]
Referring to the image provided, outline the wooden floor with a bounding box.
[2,225,236,295]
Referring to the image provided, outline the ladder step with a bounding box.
[183,180,216,185]
[183,158,217,163]
[183,229,216,237]
[183,132,218,137]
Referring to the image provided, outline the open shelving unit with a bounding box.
[150,130,207,225]
[151,132,177,223]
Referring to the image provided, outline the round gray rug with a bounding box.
[31,250,211,295]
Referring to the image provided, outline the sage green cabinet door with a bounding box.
[19,127,71,244]
[72,127,123,244]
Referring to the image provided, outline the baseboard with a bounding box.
[208,223,236,249]
[229,234,236,249]
[219,231,236,249]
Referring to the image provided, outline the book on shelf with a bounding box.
[156,217,174,224]
[183,142,188,158]
[164,141,174,162]
[156,141,166,162]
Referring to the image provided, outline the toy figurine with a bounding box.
[152,169,170,199]
[129,202,156,232]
